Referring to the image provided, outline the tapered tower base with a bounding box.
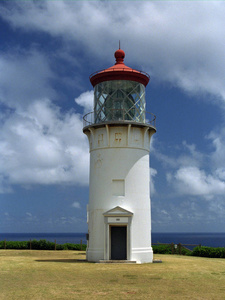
[84,123,155,264]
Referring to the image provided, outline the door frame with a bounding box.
[103,206,133,261]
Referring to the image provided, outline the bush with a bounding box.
[63,243,87,251]
[181,248,192,256]
[31,239,55,250]
[56,244,64,250]
[153,244,192,255]
[153,244,172,254]
[192,246,225,258]
[0,239,86,251]
[0,241,29,249]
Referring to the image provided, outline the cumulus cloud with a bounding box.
[0,27,98,193]
[1,1,225,104]
[155,138,225,200]
[170,166,225,198]
[75,91,93,114]
[0,98,89,191]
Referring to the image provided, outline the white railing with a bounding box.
[83,109,156,128]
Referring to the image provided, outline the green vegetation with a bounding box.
[153,244,192,255]
[63,243,87,251]
[153,244,173,254]
[192,246,225,258]
[0,239,87,251]
[2,241,225,259]
[0,250,225,299]
[153,244,225,258]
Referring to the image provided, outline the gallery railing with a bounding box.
[83,109,156,129]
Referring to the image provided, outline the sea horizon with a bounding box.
[1,231,225,234]
[1,232,225,248]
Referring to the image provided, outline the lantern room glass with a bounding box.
[94,80,146,124]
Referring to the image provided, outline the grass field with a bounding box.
[1,250,225,299]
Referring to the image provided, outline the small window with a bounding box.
[112,179,125,196]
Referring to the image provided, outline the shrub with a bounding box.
[192,246,225,258]
[153,244,172,254]
[56,244,64,250]
[30,239,55,250]
[181,248,192,256]
[0,241,3,249]
[62,243,87,251]
[0,240,87,251]
[0,241,29,250]
[153,244,192,255]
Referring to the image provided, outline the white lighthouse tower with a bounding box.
[83,48,156,263]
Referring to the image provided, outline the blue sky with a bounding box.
[0,1,225,233]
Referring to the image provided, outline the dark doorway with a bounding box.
[111,226,127,260]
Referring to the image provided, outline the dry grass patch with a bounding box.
[0,250,225,299]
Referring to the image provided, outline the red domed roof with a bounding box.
[90,49,150,87]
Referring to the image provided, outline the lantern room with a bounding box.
[84,48,155,129]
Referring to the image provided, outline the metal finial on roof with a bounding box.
[119,40,120,49]
[114,48,125,64]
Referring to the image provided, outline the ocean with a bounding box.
[1,232,225,248]
[152,232,225,248]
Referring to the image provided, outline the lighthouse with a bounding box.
[83,48,156,263]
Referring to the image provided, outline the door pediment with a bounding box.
[103,206,133,217]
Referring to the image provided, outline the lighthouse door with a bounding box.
[110,226,127,260]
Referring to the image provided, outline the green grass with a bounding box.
[0,250,225,299]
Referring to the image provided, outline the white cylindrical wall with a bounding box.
[85,124,155,263]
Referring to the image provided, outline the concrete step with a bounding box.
[153,259,162,263]
[98,260,136,264]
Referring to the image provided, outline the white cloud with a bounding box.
[0,40,93,193]
[25,212,39,223]
[0,98,89,190]
[180,141,204,167]
[207,128,225,168]
[215,168,225,181]
[153,151,179,169]
[1,1,225,104]
[75,91,93,114]
[150,167,157,195]
[155,137,225,201]
[154,140,204,169]
[168,166,225,198]
[72,202,81,209]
